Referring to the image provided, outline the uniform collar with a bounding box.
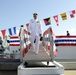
[34,18,38,21]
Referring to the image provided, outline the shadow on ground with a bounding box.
[0,70,17,75]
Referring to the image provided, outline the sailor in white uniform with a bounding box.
[28,13,42,54]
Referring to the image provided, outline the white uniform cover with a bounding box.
[28,19,42,54]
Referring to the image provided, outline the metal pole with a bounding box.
[49,28,54,62]
[20,28,24,62]
[20,38,23,62]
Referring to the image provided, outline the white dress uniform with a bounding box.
[28,19,42,54]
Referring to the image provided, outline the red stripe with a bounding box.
[56,36,76,38]
[23,48,28,56]
[55,43,76,46]
[10,36,19,39]
[44,30,49,35]
[44,28,55,36]
[10,44,20,46]
[48,45,50,50]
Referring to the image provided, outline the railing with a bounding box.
[43,27,54,62]
[20,27,55,62]
[20,29,31,62]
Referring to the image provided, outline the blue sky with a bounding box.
[0,0,76,36]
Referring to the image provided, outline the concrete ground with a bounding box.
[0,70,76,75]
[64,70,76,75]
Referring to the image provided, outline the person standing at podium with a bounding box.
[28,13,42,54]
